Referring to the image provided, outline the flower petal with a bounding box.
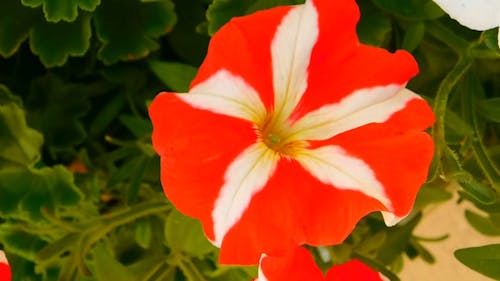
[315,122,434,221]
[0,251,11,281]
[149,92,257,241]
[218,160,383,264]
[287,87,421,142]
[182,69,267,123]
[432,0,500,30]
[212,143,279,247]
[192,5,294,109]
[326,260,384,281]
[271,0,319,121]
[295,43,418,120]
[296,145,392,211]
[256,247,324,281]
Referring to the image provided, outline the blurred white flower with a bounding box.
[432,0,500,48]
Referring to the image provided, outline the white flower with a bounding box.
[432,0,500,48]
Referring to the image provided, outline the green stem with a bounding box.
[431,56,473,179]
[426,21,469,54]
[352,252,400,281]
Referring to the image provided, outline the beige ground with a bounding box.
[400,194,500,281]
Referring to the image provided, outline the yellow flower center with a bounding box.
[258,113,306,157]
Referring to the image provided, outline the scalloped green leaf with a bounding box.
[29,13,91,67]
[0,85,43,167]
[0,0,39,58]
[0,165,83,222]
[455,244,500,280]
[206,0,304,35]
[94,0,176,64]
[21,0,100,22]
[25,74,91,151]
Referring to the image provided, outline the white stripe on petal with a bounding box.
[180,69,267,123]
[381,211,407,227]
[296,145,392,210]
[0,251,7,264]
[287,86,420,142]
[432,0,500,31]
[272,0,319,122]
[212,143,279,247]
[256,254,270,281]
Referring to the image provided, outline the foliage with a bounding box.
[0,0,499,280]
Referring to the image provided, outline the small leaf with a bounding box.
[372,0,444,20]
[0,230,46,261]
[94,0,176,64]
[458,178,497,205]
[148,60,197,92]
[455,244,500,280]
[21,0,100,22]
[134,219,152,249]
[377,213,422,264]
[0,0,39,57]
[0,85,43,167]
[465,210,500,236]
[414,183,453,210]
[164,209,215,257]
[29,13,92,67]
[119,115,153,138]
[402,22,425,52]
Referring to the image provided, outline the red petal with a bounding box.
[296,24,418,119]
[192,6,293,109]
[219,159,382,264]
[326,260,383,281]
[149,93,257,241]
[0,263,11,281]
[314,119,434,218]
[258,247,324,281]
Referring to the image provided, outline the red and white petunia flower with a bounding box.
[431,0,500,48]
[0,251,12,281]
[150,0,434,265]
[256,246,385,281]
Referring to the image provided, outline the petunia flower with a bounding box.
[431,0,500,48]
[150,0,434,265]
[0,250,12,281]
[256,246,385,281]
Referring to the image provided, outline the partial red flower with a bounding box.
[256,246,384,281]
[0,251,12,281]
[150,0,434,265]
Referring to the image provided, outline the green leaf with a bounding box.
[465,210,500,236]
[484,29,500,52]
[148,60,197,92]
[119,115,153,138]
[414,183,453,210]
[478,97,500,123]
[0,165,83,221]
[92,242,135,281]
[455,244,500,280]
[376,213,422,264]
[0,85,43,167]
[29,13,92,67]
[0,230,46,261]
[0,0,39,58]
[21,0,100,22]
[206,0,303,35]
[25,74,91,151]
[458,178,497,205]
[134,219,152,249]
[357,0,392,47]
[94,0,176,64]
[164,209,215,257]
[402,22,425,52]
